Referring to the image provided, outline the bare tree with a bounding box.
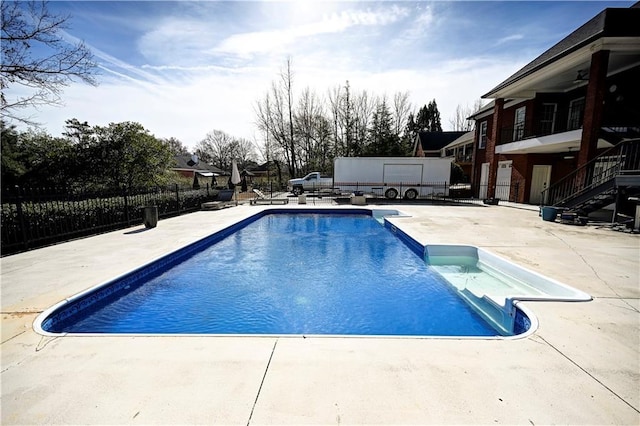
[194,129,235,170]
[341,80,354,156]
[253,131,285,188]
[449,99,484,132]
[352,89,375,156]
[392,91,412,137]
[195,130,257,172]
[254,58,299,177]
[1,1,98,124]
[254,93,273,164]
[229,137,257,168]
[294,87,321,173]
[281,57,297,177]
[293,87,335,174]
[255,82,293,175]
[325,81,357,157]
[313,114,333,173]
[326,84,344,158]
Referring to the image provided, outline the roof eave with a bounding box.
[483,7,640,99]
[483,34,602,99]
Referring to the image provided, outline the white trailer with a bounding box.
[333,157,453,200]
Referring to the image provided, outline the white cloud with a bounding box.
[137,19,221,64]
[406,8,436,38]
[9,0,573,155]
[212,5,410,57]
[24,66,274,149]
[495,34,525,46]
[16,52,525,153]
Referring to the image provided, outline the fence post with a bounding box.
[175,184,180,214]
[122,186,130,226]
[14,186,29,251]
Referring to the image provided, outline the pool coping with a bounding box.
[32,207,561,340]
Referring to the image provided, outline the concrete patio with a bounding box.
[1,203,638,425]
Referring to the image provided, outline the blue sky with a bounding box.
[11,0,634,152]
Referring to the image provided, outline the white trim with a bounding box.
[497,129,581,154]
[513,106,526,141]
[567,96,585,130]
[504,99,530,109]
[478,121,488,149]
[540,103,558,134]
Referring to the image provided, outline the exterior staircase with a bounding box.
[543,138,640,220]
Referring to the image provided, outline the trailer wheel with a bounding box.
[384,188,398,200]
[292,186,304,196]
[404,189,419,200]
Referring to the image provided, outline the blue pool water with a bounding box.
[44,212,499,336]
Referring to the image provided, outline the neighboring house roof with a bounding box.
[484,5,640,98]
[442,131,475,151]
[250,161,282,173]
[414,131,467,153]
[251,162,271,173]
[172,155,228,175]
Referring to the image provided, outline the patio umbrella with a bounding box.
[231,160,241,204]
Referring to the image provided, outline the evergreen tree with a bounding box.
[405,112,417,136]
[63,118,94,148]
[427,99,442,132]
[1,124,79,188]
[366,99,401,156]
[415,105,431,132]
[413,100,442,133]
[90,122,174,190]
[0,121,24,187]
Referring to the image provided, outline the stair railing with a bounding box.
[541,138,640,208]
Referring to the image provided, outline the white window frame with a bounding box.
[513,106,526,141]
[540,103,557,135]
[478,121,487,149]
[567,97,585,131]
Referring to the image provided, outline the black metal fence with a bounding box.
[287,180,520,202]
[1,184,219,256]
[263,180,493,206]
[1,180,522,256]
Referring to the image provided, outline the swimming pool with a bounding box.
[35,208,590,338]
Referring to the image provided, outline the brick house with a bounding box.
[470,4,640,219]
[413,131,467,157]
[441,131,475,181]
[172,155,227,185]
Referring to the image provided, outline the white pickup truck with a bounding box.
[288,172,333,195]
